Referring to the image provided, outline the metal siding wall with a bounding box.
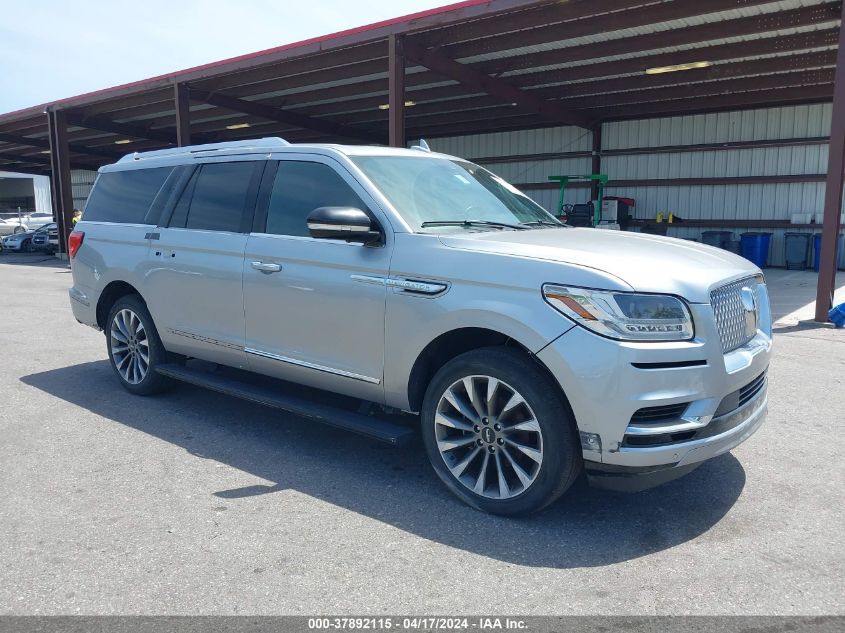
[71,169,97,212]
[430,104,835,267]
[32,175,52,214]
[603,104,833,267]
[0,171,52,214]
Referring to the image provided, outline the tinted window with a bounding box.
[167,169,198,229]
[265,161,366,237]
[83,167,173,224]
[172,162,256,232]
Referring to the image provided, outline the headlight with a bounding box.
[542,284,694,341]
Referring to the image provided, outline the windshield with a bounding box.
[351,155,559,232]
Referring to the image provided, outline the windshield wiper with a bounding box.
[420,220,528,230]
[521,219,566,228]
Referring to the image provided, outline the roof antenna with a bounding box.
[411,139,431,152]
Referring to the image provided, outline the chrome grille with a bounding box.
[710,277,760,353]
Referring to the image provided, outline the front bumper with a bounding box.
[584,384,766,491]
[536,301,771,490]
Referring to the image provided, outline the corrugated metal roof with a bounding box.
[0,0,840,174]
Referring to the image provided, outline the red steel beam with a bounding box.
[591,125,602,200]
[174,83,191,146]
[815,13,845,321]
[590,84,834,121]
[403,40,592,129]
[389,34,406,147]
[46,109,74,255]
[187,88,380,143]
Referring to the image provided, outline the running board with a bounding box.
[155,363,416,447]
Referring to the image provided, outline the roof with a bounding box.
[102,137,459,171]
[0,0,840,175]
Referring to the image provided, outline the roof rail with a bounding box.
[117,137,290,163]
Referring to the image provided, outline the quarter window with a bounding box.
[83,167,173,224]
[264,161,367,237]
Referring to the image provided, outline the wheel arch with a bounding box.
[405,326,570,415]
[96,280,147,330]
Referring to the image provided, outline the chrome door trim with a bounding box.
[244,347,381,384]
[168,328,244,351]
[350,274,387,286]
[350,274,447,295]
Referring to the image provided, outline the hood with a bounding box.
[439,227,760,303]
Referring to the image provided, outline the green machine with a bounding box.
[548,174,608,227]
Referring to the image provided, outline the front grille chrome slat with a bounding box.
[710,277,761,354]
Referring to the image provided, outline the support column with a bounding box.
[388,34,405,148]
[815,15,845,321]
[46,108,74,256]
[591,124,602,200]
[174,82,191,147]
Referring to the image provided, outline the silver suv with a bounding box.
[68,138,771,515]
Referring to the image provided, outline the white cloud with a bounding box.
[0,0,453,113]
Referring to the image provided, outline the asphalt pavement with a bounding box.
[0,253,842,615]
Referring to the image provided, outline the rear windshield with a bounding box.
[83,167,173,224]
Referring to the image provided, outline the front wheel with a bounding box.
[106,295,171,395]
[421,347,581,515]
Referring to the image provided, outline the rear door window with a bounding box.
[169,162,258,232]
[83,167,173,224]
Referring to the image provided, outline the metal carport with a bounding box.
[0,0,842,321]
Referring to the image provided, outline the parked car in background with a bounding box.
[2,229,36,252]
[0,215,26,236]
[31,223,58,253]
[24,213,54,230]
[68,138,772,515]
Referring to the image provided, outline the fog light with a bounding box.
[579,431,602,454]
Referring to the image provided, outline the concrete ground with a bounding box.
[0,253,843,615]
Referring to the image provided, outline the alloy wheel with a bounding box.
[110,308,150,384]
[434,375,543,499]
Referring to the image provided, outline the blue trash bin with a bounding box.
[830,303,845,328]
[813,234,844,272]
[739,232,772,269]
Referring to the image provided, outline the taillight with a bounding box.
[68,230,84,258]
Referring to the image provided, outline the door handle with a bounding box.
[251,261,282,273]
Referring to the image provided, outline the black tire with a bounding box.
[105,294,171,395]
[421,347,581,516]
[21,239,31,253]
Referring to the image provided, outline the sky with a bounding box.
[0,0,456,114]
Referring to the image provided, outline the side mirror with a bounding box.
[307,207,382,245]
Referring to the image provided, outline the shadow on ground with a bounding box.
[22,360,746,569]
[0,252,67,268]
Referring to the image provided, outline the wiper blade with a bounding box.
[420,219,528,230]
[521,219,565,228]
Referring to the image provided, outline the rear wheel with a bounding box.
[106,295,170,395]
[21,238,32,252]
[421,347,581,515]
